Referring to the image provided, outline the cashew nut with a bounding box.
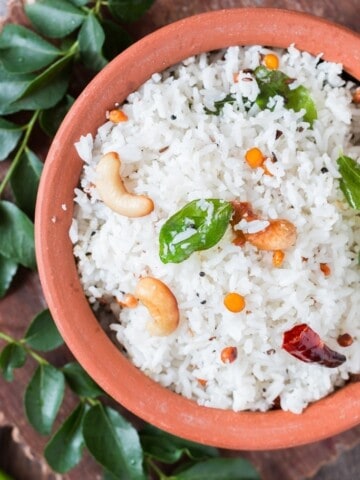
[95,152,154,217]
[245,219,297,251]
[134,277,179,336]
[117,293,138,308]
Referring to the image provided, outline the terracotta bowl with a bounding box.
[35,8,360,450]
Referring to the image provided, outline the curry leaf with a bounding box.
[25,364,65,435]
[78,13,107,71]
[44,403,88,473]
[159,199,233,264]
[175,457,261,480]
[108,0,155,22]
[254,66,317,125]
[140,424,218,464]
[68,0,88,5]
[10,149,43,218]
[24,309,64,352]
[25,0,86,39]
[8,55,72,113]
[0,254,18,298]
[0,118,23,161]
[62,362,103,398]
[286,84,317,125]
[204,94,236,115]
[0,64,34,115]
[0,343,26,381]
[0,24,61,74]
[83,404,146,480]
[0,200,36,270]
[39,94,74,137]
[337,155,360,209]
[0,468,14,480]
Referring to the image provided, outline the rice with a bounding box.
[71,45,360,414]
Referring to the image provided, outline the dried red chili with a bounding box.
[230,201,258,226]
[282,323,346,368]
[230,201,259,246]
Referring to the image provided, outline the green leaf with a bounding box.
[25,364,65,435]
[176,458,261,480]
[83,404,146,480]
[140,424,218,464]
[0,24,61,73]
[159,199,233,264]
[8,55,72,113]
[102,471,120,480]
[337,155,360,209]
[24,309,64,352]
[0,200,36,269]
[44,403,88,473]
[78,13,107,71]
[204,94,236,115]
[62,362,103,398]
[0,343,26,381]
[108,0,155,22]
[0,468,15,480]
[10,149,43,218]
[0,118,23,161]
[286,85,317,125]
[25,0,86,39]
[0,254,18,298]
[254,66,317,125]
[68,0,88,5]
[0,64,34,115]
[102,20,132,61]
[39,94,74,137]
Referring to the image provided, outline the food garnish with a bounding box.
[337,154,360,209]
[204,93,236,115]
[159,199,233,263]
[220,346,238,364]
[134,277,179,336]
[262,53,280,70]
[223,292,246,313]
[245,147,265,168]
[254,66,318,125]
[272,250,285,267]
[95,151,154,217]
[282,324,346,368]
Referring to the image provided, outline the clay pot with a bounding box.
[35,9,360,449]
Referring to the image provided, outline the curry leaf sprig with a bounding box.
[0,0,152,298]
[0,309,260,480]
[205,65,318,126]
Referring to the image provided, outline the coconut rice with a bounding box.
[70,45,360,414]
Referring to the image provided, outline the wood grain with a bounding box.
[0,1,359,479]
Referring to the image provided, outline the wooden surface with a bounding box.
[0,1,359,479]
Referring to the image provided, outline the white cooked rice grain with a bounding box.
[71,46,360,413]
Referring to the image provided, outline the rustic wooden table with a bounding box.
[0,0,359,479]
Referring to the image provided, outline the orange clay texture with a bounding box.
[263,53,279,70]
[224,292,246,312]
[109,109,128,123]
[245,147,265,168]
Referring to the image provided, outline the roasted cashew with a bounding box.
[95,152,154,217]
[134,277,179,336]
[245,219,297,251]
